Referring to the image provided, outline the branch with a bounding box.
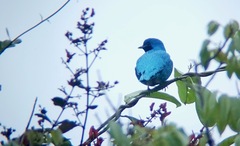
[82,66,226,145]
[4,0,71,50]
[25,97,38,130]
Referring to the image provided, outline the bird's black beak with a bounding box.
[138,45,144,49]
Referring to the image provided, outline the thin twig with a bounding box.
[204,63,223,88]
[80,35,90,145]
[4,0,71,50]
[25,97,38,130]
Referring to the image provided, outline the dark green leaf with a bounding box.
[207,21,219,36]
[200,39,211,69]
[147,92,181,107]
[52,97,67,108]
[58,120,78,133]
[109,121,131,146]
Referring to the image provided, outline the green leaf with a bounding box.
[174,68,201,104]
[200,39,211,69]
[109,121,131,146]
[51,129,64,146]
[235,134,240,146]
[226,56,240,79]
[124,90,145,103]
[217,134,237,146]
[152,125,188,146]
[194,85,218,127]
[209,49,228,63]
[224,20,239,39]
[52,97,67,108]
[207,21,219,36]
[216,94,231,135]
[0,39,22,55]
[229,31,240,54]
[58,120,78,133]
[147,92,181,107]
[198,134,208,146]
[26,130,46,145]
[228,98,240,132]
[234,31,240,53]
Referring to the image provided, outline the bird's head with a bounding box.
[139,38,165,52]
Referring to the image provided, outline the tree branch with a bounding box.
[4,0,71,50]
[82,66,226,145]
[25,97,38,131]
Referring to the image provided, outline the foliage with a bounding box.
[109,20,240,146]
[1,4,240,146]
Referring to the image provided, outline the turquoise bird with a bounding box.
[135,38,173,87]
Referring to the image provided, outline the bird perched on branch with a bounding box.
[135,38,173,87]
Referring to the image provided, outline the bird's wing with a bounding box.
[135,50,172,86]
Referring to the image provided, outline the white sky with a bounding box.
[0,0,240,145]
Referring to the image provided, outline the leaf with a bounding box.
[207,21,219,36]
[174,68,200,104]
[229,31,240,54]
[87,105,98,109]
[216,94,231,135]
[228,98,240,132]
[200,39,211,69]
[224,20,239,39]
[58,120,78,133]
[6,28,10,39]
[0,39,22,55]
[151,125,188,146]
[233,31,240,53]
[218,134,238,146]
[224,23,232,39]
[34,113,52,123]
[235,134,240,146]
[109,121,131,146]
[124,90,145,103]
[51,129,64,146]
[194,85,218,127]
[52,97,67,108]
[209,49,228,63]
[122,115,144,126]
[147,92,181,107]
[226,56,240,79]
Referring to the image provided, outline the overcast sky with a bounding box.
[1,0,240,145]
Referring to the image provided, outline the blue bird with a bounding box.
[135,38,173,87]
